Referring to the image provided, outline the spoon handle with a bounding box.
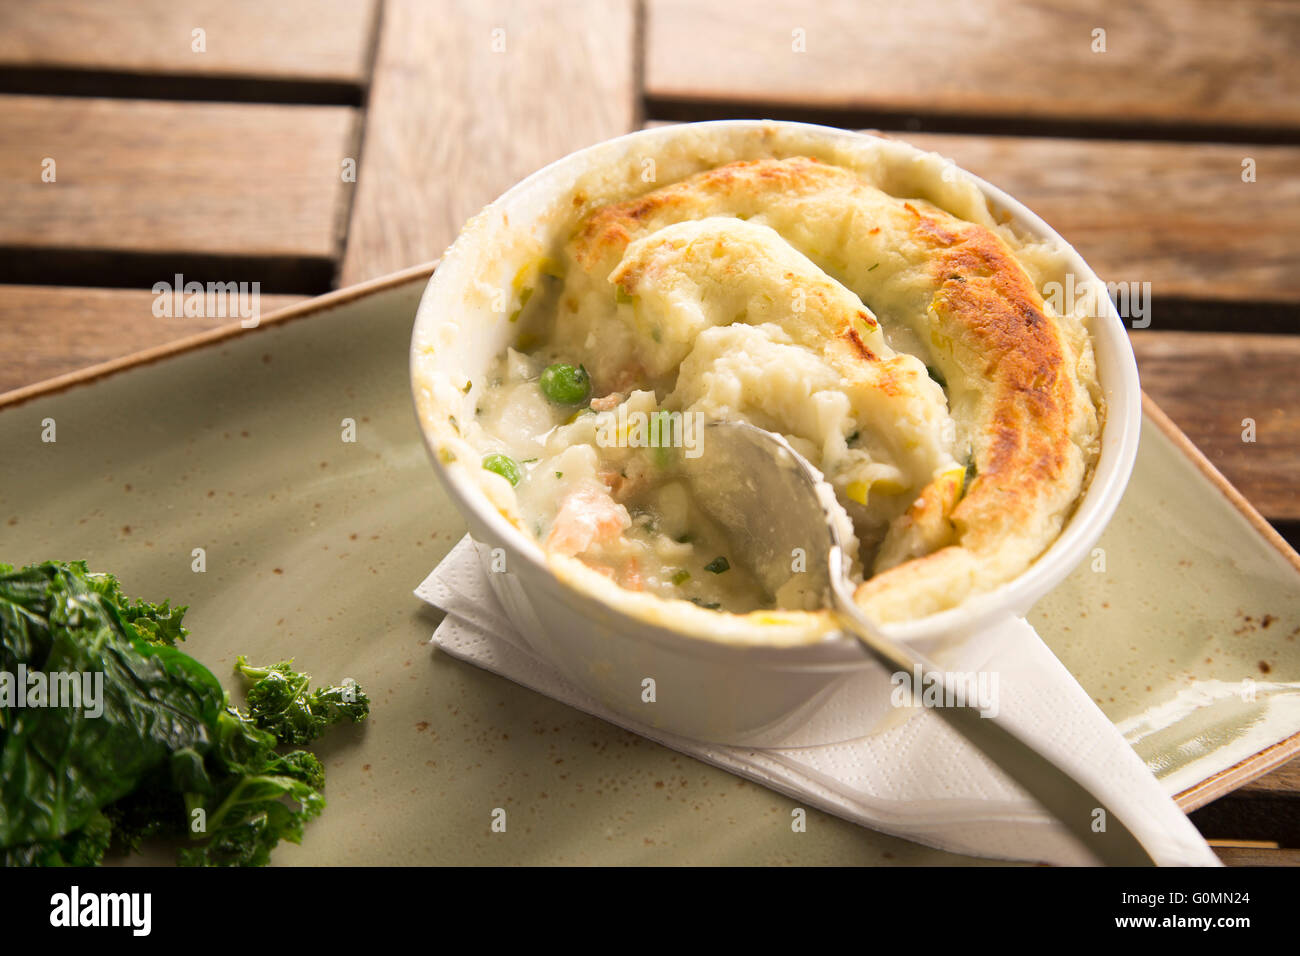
[826,553,1157,866]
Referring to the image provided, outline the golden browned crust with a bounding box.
[911,203,1077,551]
[572,157,844,274]
[567,156,1095,616]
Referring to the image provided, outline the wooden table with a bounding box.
[1,0,1296,865]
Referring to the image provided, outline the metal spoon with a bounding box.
[684,420,1157,866]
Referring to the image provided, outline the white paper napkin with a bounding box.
[417,535,1221,866]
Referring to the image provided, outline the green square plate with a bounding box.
[3,266,1298,865]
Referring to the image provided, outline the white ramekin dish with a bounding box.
[410,120,1141,747]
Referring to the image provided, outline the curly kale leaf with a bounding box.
[175,707,326,866]
[235,656,370,745]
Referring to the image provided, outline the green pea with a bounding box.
[481,452,522,486]
[539,363,591,405]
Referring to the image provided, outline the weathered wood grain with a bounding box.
[339,0,638,284]
[1211,845,1300,865]
[646,0,1300,133]
[0,285,305,395]
[0,95,359,281]
[0,0,379,86]
[1131,331,1300,522]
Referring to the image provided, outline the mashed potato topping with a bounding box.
[456,151,1101,626]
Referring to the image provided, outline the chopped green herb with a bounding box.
[481,452,522,486]
[868,262,880,272]
[671,569,691,586]
[462,380,473,394]
[704,556,731,574]
[554,471,563,479]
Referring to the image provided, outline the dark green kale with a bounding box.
[173,708,326,867]
[0,561,222,851]
[0,560,368,867]
[235,656,371,745]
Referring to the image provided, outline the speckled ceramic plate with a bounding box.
[2,266,1298,865]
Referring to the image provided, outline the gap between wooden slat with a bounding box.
[1193,792,1300,849]
[0,68,365,107]
[0,249,335,297]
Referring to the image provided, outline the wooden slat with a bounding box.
[340,0,638,284]
[1212,845,1300,866]
[900,133,1300,311]
[0,286,305,395]
[0,95,358,278]
[646,0,1300,133]
[0,0,379,86]
[1132,331,1300,522]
